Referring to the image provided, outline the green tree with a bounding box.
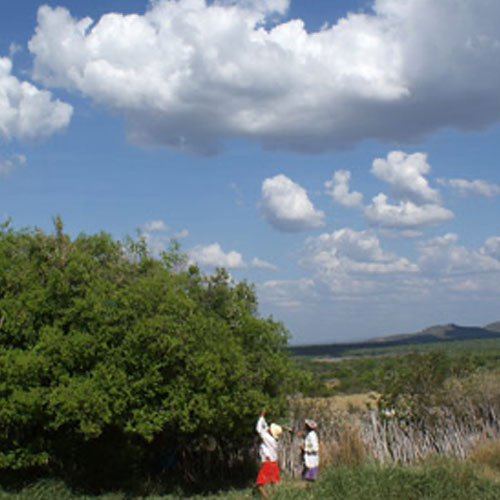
[0,220,302,488]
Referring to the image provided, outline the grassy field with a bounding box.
[2,458,500,499]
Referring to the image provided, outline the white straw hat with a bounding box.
[270,423,282,439]
[305,419,317,430]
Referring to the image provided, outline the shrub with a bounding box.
[0,219,303,489]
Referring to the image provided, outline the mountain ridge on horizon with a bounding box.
[367,320,500,344]
[290,320,500,357]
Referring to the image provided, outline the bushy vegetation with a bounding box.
[298,347,496,396]
[0,218,304,491]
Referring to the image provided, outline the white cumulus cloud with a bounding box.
[437,178,500,198]
[302,228,418,276]
[371,151,440,204]
[297,228,419,299]
[251,257,277,270]
[325,170,364,208]
[0,57,72,142]
[27,0,500,153]
[480,236,500,261]
[259,278,316,309]
[259,174,325,232]
[365,193,454,229]
[331,151,454,232]
[142,219,189,255]
[219,0,290,15]
[188,242,246,268]
[144,219,169,232]
[418,233,500,275]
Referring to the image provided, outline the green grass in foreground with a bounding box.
[2,459,500,499]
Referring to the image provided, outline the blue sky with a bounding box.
[1,0,500,344]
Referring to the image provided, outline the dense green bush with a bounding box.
[0,218,302,488]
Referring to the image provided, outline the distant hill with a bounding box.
[290,321,500,357]
[368,323,499,343]
[485,322,500,333]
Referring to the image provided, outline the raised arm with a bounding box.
[256,411,268,439]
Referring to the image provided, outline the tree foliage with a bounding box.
[0,219,300,486]
[376,351,477,426]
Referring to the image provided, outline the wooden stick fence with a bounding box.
[278,373,500,474]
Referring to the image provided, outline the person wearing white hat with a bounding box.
[255,409,282,498]
[301,418,319,481]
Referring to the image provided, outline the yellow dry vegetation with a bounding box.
[297,391,380,413]
[287,392,378,468]
[468,439,500,483]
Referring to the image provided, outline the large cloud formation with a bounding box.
[300,228,418,294]
[261,231,500,314]
[27,0,500,153]
[0,57,72,142]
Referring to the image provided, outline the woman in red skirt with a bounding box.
[255,409,282,498]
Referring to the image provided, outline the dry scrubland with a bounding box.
[282,369,500,470]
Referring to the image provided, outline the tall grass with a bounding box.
[310,460,500,500]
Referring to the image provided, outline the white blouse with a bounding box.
[256,416,278,462]
[303,430,319,468]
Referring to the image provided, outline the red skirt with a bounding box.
[256,460,280,485]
